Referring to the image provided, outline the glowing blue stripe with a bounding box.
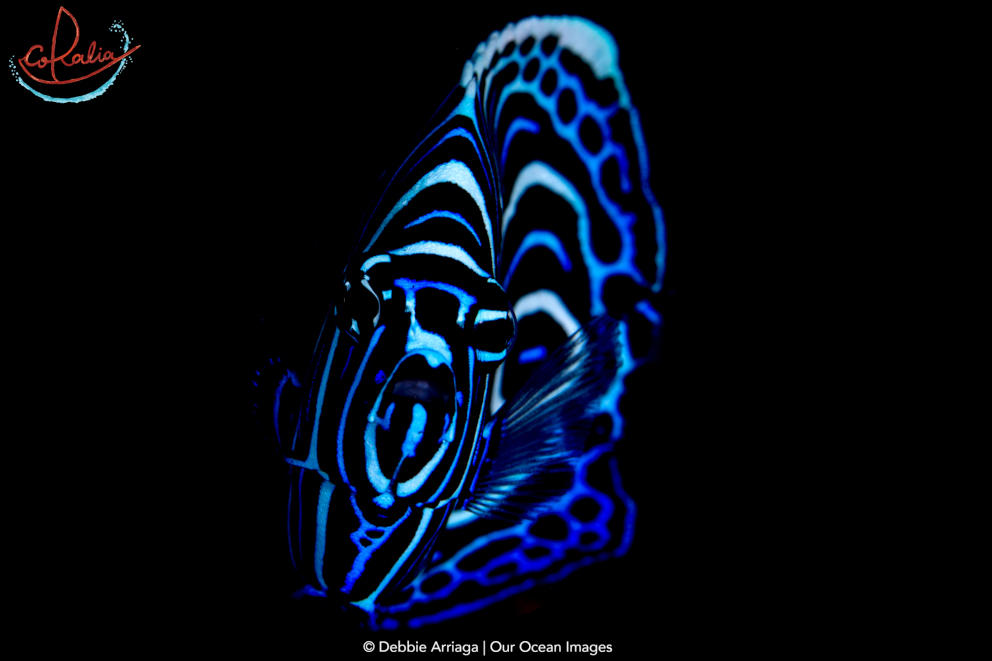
[513,289,580,336]
[366,161,492,269]
[360,254,392,272]
[388,241,491,278]
[402,404,428,458]
[474,309,508,324]
[502,161,574,241]
[373,493,395,508]
[365,421,391,494]
[396,432,452,498]
[365,356,426,494]
[445,509,480,529]
[451,80,487,185]
[344,492,412,597]
[475,348,508,362]
[635,299,662,325]
[518,345,547,364]
[352,507,436,611]
[404,210,481,247]
[407,127,492,196]
[500,117,540,171]
[490,363,505,416]
[593,319,634,440]
[301,316,332,431]
[273,373,291,447]
[436,374,488,509]
[314,480,335,590]
[488,289,578,412]
[426,347,475,504]
[626,104,667,291]
[364,348,454,496]
[502,230,572,289]
[405,324,452,368]
[307,329,338,470]
[504,161,643,315]
[337,325,386,484]
[360,85,477,238]
[394,278,476,328]
[472,416,495,494]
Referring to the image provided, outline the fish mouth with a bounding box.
[373,353,457,486]
[389,378,451,408]
[386,352,455,410]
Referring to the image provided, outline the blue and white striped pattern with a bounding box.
[278,15,665,628]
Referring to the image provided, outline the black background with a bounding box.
[4,2,784,652]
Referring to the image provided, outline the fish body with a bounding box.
[271,15,665,628]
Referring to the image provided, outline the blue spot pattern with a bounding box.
[374,445,633,629]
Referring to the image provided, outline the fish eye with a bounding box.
[334,274,382,341]
[470,278,517,363]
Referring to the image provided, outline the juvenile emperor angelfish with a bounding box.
[262,15,666,629]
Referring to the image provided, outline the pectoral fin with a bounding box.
[467,316,622,522]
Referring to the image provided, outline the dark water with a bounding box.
[6,3,778,652]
